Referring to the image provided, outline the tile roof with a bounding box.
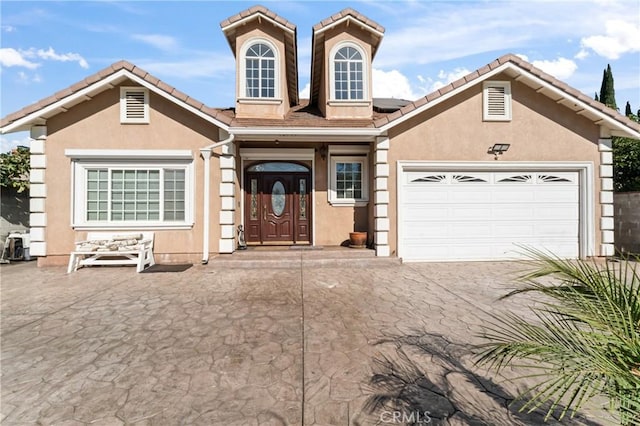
[0,61,233,129]
[220,4,296,31]
[373,53,640,134]
[312,7,385,33]
[231,100,382,128]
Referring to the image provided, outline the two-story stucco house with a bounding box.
[2,5,639,266]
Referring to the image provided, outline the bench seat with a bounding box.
[67,232,155,273]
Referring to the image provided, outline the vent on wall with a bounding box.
[120,87,149,123]
[483,81,511,121]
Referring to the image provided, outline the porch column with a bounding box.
[219,142,236,253]
[374,135,390,257]
[598,136,614,256]
[29,125,47,257]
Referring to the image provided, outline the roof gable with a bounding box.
[221,5,299,106]
[309,8,385,106]
[0,61,232,134]
[375,54,640,139]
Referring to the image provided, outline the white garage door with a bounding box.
[400,171,580,261]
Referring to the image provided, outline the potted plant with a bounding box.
[349,231,367,248]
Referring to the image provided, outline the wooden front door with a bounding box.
[245,171,311,244]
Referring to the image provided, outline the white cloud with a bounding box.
[140,55,235,79]
[574,49,589,60]
[0,48,39,69]
[2,25,16,33]
[417,67,471,93]
[30,47,89,69]
[0,134,31,153]
[580,20,640,60]
[0,47,88,69]
[299,82,310,99]
[131,34,179,51]
[372,68,419,99]
[518,55,578,80]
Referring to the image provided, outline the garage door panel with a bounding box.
[492,224,536,237]
[492,190,536,202]
[450,223,493,237]
[404,188,449,203]
[402,222,448,238]
[450,190,493,202]
[400,170,580,261]
[534,205,579,219]
[492,206,536,219]
[403,207,449,221]
[535,222,579,236]
[535,189,579,203]
[450,207,493,219]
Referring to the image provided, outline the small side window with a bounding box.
[329,155,369,205]
[483,81,511,121]
[120,87,149,124]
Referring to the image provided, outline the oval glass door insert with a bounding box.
[271,181,286,216]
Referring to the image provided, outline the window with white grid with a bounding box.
[73,161,192,227]
[329,154,369,205]
[333,46,364,100]
[245,43,275,98]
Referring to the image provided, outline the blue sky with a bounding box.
[1,0,639,151]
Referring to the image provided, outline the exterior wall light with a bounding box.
[488,143,510,159]
[318,144,328,160]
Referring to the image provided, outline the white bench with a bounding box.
[67,232,155,273]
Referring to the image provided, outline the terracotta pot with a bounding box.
[349,232,367,248]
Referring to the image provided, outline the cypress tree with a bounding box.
[599,69,607,103]
[598,64,617,110]
[595,93,599,102]
[624,101,632,117]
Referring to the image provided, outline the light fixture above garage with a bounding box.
[488,143,510,159]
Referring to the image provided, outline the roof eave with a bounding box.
[230,126,381,142]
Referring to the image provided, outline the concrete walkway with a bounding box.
[1,259,611,425]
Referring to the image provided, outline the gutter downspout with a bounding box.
[199,133,235,264]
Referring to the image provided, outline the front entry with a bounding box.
[244,162,311,244]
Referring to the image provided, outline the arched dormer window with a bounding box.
[332,44,365,100]
[244,41,276,98]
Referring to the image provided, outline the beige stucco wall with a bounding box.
[313,150,370,246]
[40,80,222,266]
[319,24,374,120]
[234,21,291,119]
[386,74,602,256]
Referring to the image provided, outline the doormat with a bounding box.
[142,264,192,273]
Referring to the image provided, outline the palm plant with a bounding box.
[475,249,640,424]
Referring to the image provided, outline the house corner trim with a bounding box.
[29,125,47,257]
[219,142,236,254]
[598,138,614,256]
[374,135,390,257]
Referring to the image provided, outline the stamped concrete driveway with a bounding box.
[1,259,610,425]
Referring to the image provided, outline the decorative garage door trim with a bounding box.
[396,161,595,261]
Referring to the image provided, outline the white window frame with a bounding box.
[483,81,512,121]
[328,42,369,104]
[120,87,149,124]
[69,155,194,229]
[238,38,281,103]
[328,145,369,206]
